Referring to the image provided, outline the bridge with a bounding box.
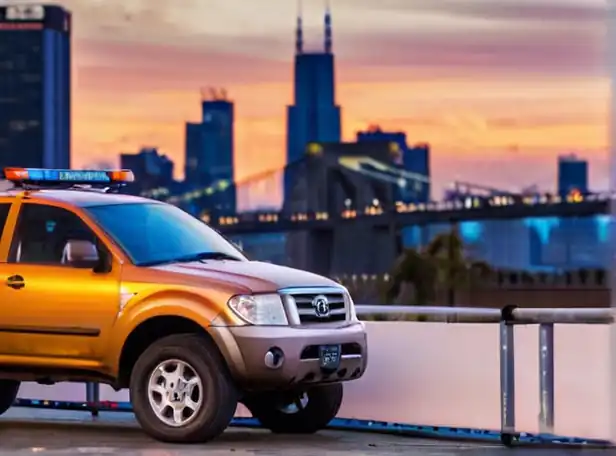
[139,143,610,276]
[142,140,432,216]
[208,193,608,235]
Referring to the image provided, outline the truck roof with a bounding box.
[0,187,156,207]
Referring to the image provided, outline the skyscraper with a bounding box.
[120,147,174,195]
[0,4,71,169]
[557,154,588,197]
[356,126,431,203]
[184,88,235,213]
[285,3,341,201]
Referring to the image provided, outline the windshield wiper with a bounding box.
[139,252,242,267]
[180,252,243,263]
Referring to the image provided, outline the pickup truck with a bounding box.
[0,168,368,443]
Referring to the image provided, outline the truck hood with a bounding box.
[152,260,342,294]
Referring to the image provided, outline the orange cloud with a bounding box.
[64,0,607,202]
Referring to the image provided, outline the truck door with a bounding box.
[0,201,18,354]
[0,202,121,365]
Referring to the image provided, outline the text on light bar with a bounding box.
[3,168,135,184]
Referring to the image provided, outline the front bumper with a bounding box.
[209,322,368,390]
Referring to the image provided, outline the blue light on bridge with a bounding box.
[596,215,611,243]
[459,221,483,244]
[524,217,561,245]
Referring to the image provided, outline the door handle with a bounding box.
[6,275,25,290]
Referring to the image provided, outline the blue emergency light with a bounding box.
[2,168,134,186]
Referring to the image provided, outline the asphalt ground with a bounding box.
[0,408,610,455]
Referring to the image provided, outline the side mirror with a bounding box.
[62,240,100,269]
[232,241,244,252]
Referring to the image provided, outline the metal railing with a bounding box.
[55,305,614,445]
[355,304,613,445]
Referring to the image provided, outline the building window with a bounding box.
[8,120,38,132]
[20,73,41,83]
[9,120,27,132]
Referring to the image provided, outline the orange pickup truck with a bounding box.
[0,168,368,443]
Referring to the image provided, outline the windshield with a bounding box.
[86,202,247,266]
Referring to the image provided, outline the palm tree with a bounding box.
[383,247,437,305]
[384,228,492,306]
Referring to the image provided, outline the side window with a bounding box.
[0,203,10,237]
[9,204,98,265]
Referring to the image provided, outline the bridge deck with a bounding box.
[0,408,520,456]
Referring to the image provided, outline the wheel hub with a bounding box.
[147,359,204,427]
[168,379,188,402]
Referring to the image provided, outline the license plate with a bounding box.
[318,344,341,370]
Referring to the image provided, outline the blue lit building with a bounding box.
[285,5,341,202]
[557,154,588,197]
[0,4,71,169]
[184,89,236,214]
[554,154,592,271]
[356,126,430,202]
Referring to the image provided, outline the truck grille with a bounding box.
[283,289,347,324]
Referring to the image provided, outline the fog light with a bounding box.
[264,347,284,369]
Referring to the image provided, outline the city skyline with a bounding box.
[9,0,605,197]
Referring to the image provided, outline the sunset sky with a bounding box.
[8,0,608,200]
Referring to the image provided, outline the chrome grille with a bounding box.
[280,287,348,324]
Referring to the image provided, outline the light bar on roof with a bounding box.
[2,168,135,185]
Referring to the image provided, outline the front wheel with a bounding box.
[245,383,343,434]
[129,334,238,443]
[0,380,20,416]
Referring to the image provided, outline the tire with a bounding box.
[245,383,343,434]
[129,334,238,443]
[0,379,19,416]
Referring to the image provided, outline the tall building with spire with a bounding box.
[285,1,341,201]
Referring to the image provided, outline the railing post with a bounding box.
[538,323,555,435]
[85,382,100,417]
[499,306,517,446]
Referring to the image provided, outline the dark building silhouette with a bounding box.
[556,154,590,271]
[284,140,397,215]
[557,154,588,197]
[120,147,174,194]
[184,88,236,214]
[0,4,71,169]
[282,140,401,275]
[285,5,341,201]
[356,125,430,202]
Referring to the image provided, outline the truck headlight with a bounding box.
[344,292,359,322]
[227,294,288,326]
